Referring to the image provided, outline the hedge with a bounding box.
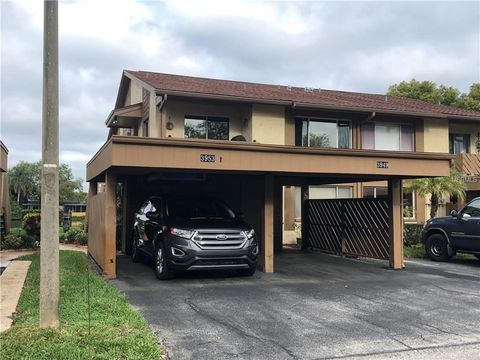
[404,223,423,247]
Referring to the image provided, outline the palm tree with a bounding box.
[404,169,466,219]
[8,161,39,203]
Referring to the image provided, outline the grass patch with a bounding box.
[404,245,426,259]
[0,251,164,360]
[404,244,477,260]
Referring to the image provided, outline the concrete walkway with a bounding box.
[0,244,87,267]
[0,260,31,332]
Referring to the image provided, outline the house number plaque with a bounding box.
[200,154,216,162]
[376,161,389,169]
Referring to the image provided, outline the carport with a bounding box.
[86,135,452,278]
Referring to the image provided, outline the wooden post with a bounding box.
[120,180,128,254]
[273,181,283,253]
[85,181,97,234]
[104,172,117,278]
[262,175,274,273]
[388,178,404,269]
[300,184,309,250]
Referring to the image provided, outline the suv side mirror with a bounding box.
[450,210,462,219]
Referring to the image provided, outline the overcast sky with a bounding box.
[1,0,479,185]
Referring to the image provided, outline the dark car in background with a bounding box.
[132,196,258,279]
[422,197,480,262]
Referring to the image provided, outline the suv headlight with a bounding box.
[244,229,255,239]
[170,228,194,239]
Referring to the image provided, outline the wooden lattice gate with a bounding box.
[303,198,390,260]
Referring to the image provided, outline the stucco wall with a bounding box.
[251,104,285,145]
[423,118,449,153]
[165,99,249,140]
[124,81,143,106]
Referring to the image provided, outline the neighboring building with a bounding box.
[0,141,11,237]
[86,70,479,278]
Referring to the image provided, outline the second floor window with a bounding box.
[449,134,470,154]
[184,115,229,140]
[362,122,414,151]
[296,117,351,148]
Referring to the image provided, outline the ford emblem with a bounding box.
[216,234,228,240]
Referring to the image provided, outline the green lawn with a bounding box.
[404,244,477,260]
[0,251,164,360]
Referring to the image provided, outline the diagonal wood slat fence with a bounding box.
[303,198,390,259]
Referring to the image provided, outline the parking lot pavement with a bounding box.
[112,249,480,360]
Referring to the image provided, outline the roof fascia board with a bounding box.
[154,89,292,106]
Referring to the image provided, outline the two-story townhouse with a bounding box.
[86,70,478,278]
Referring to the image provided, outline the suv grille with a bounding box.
[192,230,247,250]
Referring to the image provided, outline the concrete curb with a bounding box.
[0,260,32,332]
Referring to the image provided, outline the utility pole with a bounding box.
[40,0,59,328]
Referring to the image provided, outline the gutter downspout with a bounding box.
[363,111,376,123]
[156,94,167,138]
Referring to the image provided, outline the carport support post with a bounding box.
[262,175,274,273]
[388,178,404,269]
[300,184,309,250]
[104,172,117,278]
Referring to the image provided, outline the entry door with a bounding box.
[452,199,480,251]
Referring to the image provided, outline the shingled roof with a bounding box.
[126,70,480,120]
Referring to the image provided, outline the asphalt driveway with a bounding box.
[112,249,480,359]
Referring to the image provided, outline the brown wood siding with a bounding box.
[87,191,105,269]
[87,136,453,182]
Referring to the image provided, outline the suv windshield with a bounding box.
[166,198,236,220]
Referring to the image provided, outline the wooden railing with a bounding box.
[454,153,480,176]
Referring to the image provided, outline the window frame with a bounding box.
[403,190,416,220]
[362,121,415,152]
[449,133,470,154]
[461,199,480,218]
[184,114,230,140]
[296,116,352,149]
[309,185,353,199]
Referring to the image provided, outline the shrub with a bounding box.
[76,231,88,246]
[70,215,86,229]
[1,228,33,249]
[2,233,23,249]
[59,227,65,243]
[22,212,41,243]
[404,223,424,247]
[64,227,83,244]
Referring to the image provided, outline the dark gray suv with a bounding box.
[132,196,258,279]
[422,197,480,262]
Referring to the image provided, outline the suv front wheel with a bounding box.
[154,242,174,280]
[237,267,256,277]
[425,234,450,262]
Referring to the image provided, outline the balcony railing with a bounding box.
[454,153,480,176]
